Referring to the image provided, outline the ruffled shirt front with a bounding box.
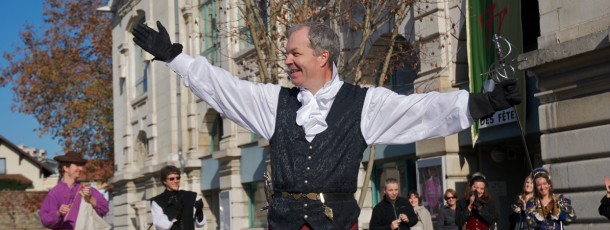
[295,64,343,141]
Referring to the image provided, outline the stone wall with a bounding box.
[0,191,48,230]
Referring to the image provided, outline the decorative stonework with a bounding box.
[117,0,142,18]
[519,28,610,104]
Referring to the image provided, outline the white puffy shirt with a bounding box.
[168,53,473,145]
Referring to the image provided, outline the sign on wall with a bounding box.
[478,107,517,128]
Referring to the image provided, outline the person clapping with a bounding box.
[525,168,576,229]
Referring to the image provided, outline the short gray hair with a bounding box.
[287,22,340,66]
[384,178,399,189]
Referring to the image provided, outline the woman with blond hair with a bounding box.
[525,168,576,230]
[510,176,534,230]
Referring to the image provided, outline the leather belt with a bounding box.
[280,192,354,201]
[279,192,353,222]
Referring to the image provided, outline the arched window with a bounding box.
[388,35,418,95]
[135,131,149,165]
[211,114,223,152]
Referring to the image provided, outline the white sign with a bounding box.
[479,107,517,128]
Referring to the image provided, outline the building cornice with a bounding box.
[519,27,610,103]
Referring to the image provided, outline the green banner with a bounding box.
[467,0,526,145]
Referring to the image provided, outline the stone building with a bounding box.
[519,0,610,229]
[105,0,609,229]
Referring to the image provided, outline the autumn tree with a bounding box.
[1,0,114,181]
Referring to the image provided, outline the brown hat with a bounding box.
[54,151,87,165]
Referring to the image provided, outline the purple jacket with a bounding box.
[39,181,109,229]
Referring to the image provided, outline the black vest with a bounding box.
[151,190,197,230]
[268,83,369,229]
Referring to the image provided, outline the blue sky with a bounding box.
[0,0,63,158]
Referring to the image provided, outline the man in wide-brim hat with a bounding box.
[53,150,88,165]
[39,151,109,229]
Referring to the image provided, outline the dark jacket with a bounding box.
[509,195,531,230]
[455,198,497,230]
[437,205,458,230]
[151,189,197,230]
[369,196,418,230]
[599,195,610,221]
[268,83,369,230]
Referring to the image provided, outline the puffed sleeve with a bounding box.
[556,195,576,225]
[151,200,175,230]
[525,200,543,228]
[167,53,280,140]
[90,188,109,217]
[39,191,62,229]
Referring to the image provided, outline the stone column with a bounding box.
[131,201,149,230]
[213,121,252,230]
[413,0,471,190]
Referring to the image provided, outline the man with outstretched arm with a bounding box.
[132,21,520,229]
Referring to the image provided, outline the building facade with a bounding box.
[107,0,609,229]
[107,0,259,229]
[519,0,610,229]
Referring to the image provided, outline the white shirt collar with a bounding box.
[296,64,344,142]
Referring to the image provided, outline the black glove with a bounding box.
[468,79,521,119]
[132,21,183,62]
[472,190,482,209]
[164,195,183,220]
[194,199,204,211]
[194,199,204,222]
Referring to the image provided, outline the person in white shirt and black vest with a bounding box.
[133,20,520,229]
[150,165,206,230]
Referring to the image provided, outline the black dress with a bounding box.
[600,195,610,220]
[455,198,497,230]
